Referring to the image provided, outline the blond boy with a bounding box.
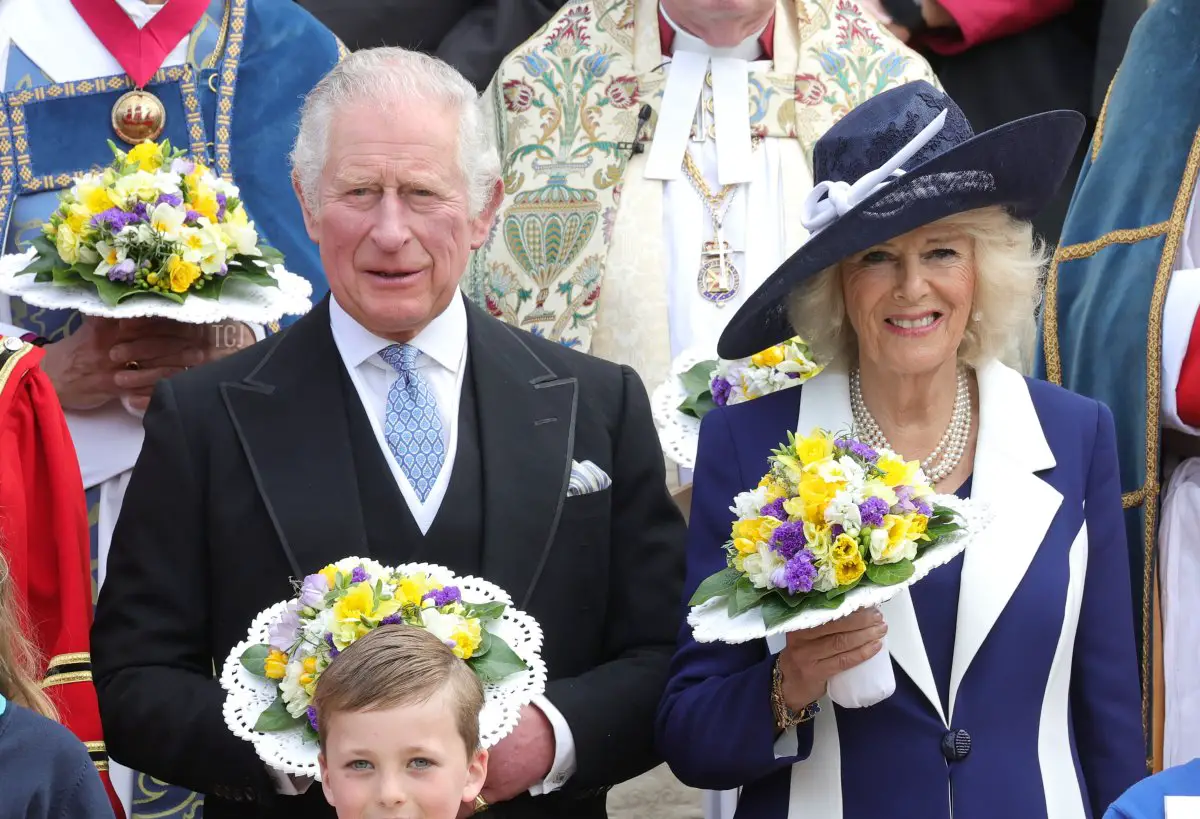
[315,625,488,818]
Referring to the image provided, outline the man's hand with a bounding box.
[40,316,127,411]
[110,318,256,412]
[458,705,555,816]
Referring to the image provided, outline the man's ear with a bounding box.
[469,179,505,250]
[292,171,321,244]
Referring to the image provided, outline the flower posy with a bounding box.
[20,139,284,306]
[690,429,964,628]
[678,338,821,420]
[240,558,528,739]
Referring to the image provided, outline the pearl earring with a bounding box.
[972,311,982,323]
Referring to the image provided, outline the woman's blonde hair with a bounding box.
[0,547,57,719]
[787,206,1048,372]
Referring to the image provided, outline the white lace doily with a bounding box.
[0,248,313,324]
[220,562,548,780]
[687,496,994,644]
[651,345,716,470]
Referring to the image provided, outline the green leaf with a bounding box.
[761,594,808,628]
[190,275,229,300]
[688,566,741,606]
[239,644,273,677]
[257,244,286,267]
[21,253,60,277]
[825,577,861,600]
[865,559,915,586]
[253,693,304,733]
[302,722,320,744]
[473,627,493,659]
[464,601,507,622]
[466,634,528,683]
[806,594,844,610]
[227,264,280,289]
[676,360,718,420]
[728,576,771,617]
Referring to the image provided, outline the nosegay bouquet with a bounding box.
[221,558,546,777]
[688,429,967,635]
[18,139,283,306]
[677,337,821,420]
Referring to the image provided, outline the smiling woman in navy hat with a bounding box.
[656,80,1146,819]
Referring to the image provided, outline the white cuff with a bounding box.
[249,322,267,342]
[773,725,798,759]
[0,321,27,337]
[1161,266,1200,434]
[267,767,314,796]
[526,694,576,796]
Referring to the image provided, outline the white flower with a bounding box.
[221,216,260,257]
[824,491,863,536]
[280,659,311,718]
[302,607,334,644]
[420,608,464,646]
[115,169,168,203]
[179,223,229,273]
[149,203,185,239]
[804,521,832,560]
[210,176,240,199]
[814,455,866,486]
[731,487,769,519]
[153,171,183,195]
[812,560,837,593]
[93,240,125,278]
[742,542,786,590]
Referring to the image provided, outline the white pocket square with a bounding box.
[567,459,611,497]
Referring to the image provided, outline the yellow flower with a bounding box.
[731,516,782,546]
[264,649,288,680]
[751,345,786,368]
[803,521,832,559]
[449,618,483,660]
[165,255,201,293]
[877,453,922,488]
[396,573,440,608]
[330,582,403,649]
[831,533,866,585]
[126,141,164,171]
[80,184,121,215]
[793,429,835,467]
[797,471,842,521]
[883,514,912,550]
[319,565,338,587]
[55,224,80,264]
[758,476,788,504]
[907,513,930,541]
[862,479,898,507]
[64,204,91,235]
[190,185,220,222]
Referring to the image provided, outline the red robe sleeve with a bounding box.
[0,338,125,819]
[921,0,1076,55]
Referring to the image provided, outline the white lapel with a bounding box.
[948,359,1062,718]
[796,368,945,722]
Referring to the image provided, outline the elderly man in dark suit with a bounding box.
[91,46,685,819]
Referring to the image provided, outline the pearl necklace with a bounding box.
[849,366,972,485]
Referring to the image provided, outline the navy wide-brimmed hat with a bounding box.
[717,80,1086,360]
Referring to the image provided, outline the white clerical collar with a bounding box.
[0,0,182,86]
[329,290,468,377]
[644,5,764,185]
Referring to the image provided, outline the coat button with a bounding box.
[941,728,971,761]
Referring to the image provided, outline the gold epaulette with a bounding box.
[0,336,34,395]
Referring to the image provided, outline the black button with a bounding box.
[941,728,971,761]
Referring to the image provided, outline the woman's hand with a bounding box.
[777,608,888,709]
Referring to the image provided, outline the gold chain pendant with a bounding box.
[111,89,166,145]
[698,238,740,306]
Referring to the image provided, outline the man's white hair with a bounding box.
[290,47,502,217]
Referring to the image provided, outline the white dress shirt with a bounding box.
[328,293,577,796]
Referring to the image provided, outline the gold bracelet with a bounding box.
[771,657,821,731]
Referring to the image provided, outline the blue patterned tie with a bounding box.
[379,344,446,502]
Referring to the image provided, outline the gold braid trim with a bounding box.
[1123,488,1147,509]
[1042,223,1170,386]
[203,0,233,70]
[1092,69,1119,163]
[0,341,34,396]
[40,670,92,688]
[1136,125,1200,743]
[46,652,90,670]
[86,742,109,773]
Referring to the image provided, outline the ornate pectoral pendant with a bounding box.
[698,239,741,306]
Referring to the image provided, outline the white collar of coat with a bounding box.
[643,4,768,185]
[790,359,1061,724]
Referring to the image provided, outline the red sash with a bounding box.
[69,0,210,88]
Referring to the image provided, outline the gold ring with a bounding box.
[124,360,140,371]
[473,794,488,813]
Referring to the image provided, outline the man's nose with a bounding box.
[370,192,413,251]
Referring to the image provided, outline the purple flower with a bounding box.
[216,192,227,220]
[215,264,228,277]
[710,376,733,408]
[155,192,183,208]
[106,259,136,283]
[324,632,340,658]
[350,566,369,584]
[858,496,890,528]
[379,613,404,627]
[268,601,302,651]
[760,497,787,521]
[782,552,817,594]
[836,437,878,462]
[915,499,932,517]
[893,485,917,514]
[830,523,844,538]
[769,521,807,560]
[171,157,195,175]
[298,574,328,608]
[90,207,139,232]
[185,209,202,223]
[130,201,149,221]
[422,586,463,608]
[306,705,319,732]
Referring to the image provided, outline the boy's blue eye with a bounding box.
[349,759,373,771]
[409,758,433,770]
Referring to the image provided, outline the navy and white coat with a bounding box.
[656,360,1146,819]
